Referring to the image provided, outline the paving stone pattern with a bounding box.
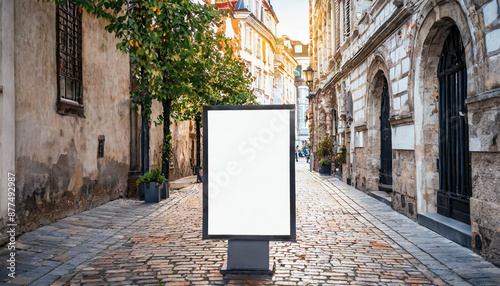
[1,165,499,285]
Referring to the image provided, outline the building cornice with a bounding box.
[235,12,277,49]
[322,4,415,90]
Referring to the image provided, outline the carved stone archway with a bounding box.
[412,0,477,216]
[355,57,392,192]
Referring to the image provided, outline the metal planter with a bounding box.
[160,181,169,200]
[318,164,331,175]
[143,182,161,203]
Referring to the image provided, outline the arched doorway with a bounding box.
[436,25,471,224]
[363,62,392,193]
[379,78,392,189]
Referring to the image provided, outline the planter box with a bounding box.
[143,182,161,203]
[161,181,169,200]
[318,164,331,175]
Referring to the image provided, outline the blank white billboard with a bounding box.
[203,105,296,240]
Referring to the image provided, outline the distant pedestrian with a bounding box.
[295,146,299,162]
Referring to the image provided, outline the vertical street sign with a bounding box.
[203,105,296,276]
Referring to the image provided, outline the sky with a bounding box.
[271,0,310,44]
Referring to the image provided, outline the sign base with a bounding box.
[220,240,274,278]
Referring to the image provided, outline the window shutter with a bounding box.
[345,0,351,37]
[335,0,340,51]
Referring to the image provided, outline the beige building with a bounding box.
[283,37,310,147]
[309,0,500,264]
[0,0,193,243]
[274,45,297,104]
[213,0,297,105]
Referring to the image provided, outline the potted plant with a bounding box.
[318,158,332,174]
[136,167,167,203]
[317,137,334,175]
[333,145,346,178]
[334,145,347,166]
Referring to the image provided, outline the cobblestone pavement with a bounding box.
[1,161,500,285]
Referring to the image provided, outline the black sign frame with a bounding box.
[202,104,296,241]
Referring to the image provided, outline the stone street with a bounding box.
[1,159,500,285]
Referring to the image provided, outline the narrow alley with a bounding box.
[1,161,499,285]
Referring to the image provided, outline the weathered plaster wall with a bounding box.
[170,121,195,180]
[0,0,16,244]
[149,103,195,181]
[13,0,130,234]
[148,103,196,181]
[150,101,164,170]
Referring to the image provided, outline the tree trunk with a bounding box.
[195,113,201,182]
[162,99,172,181]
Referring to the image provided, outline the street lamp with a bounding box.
[304,66,314,91]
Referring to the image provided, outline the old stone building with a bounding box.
[0,0,193,243]
[309,0,500,264]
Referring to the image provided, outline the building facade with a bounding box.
[214,0,297,105]
[284,37,311,147]
[0,0,194,243]
[274,44,297,104]
[309,0,500,264]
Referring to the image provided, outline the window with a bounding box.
[294,45,303,53]
[57,1,83,116]
[344,0,351,37]
[255,1,260,19]
[296,66,302,77]
[245,26,250,49]
[257,37,262,58]
[334,0,340,50]
[267,44,272,64]
[245,27,254,52]
[97,136,105,157]
[258,70,262,90]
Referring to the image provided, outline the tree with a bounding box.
[47,0,255,181]
[177,33,257,181]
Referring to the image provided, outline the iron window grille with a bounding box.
[57,1,83,112]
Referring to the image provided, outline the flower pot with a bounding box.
[318,163,331,175]
[160,181,169,200]
[143,182,160,203]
